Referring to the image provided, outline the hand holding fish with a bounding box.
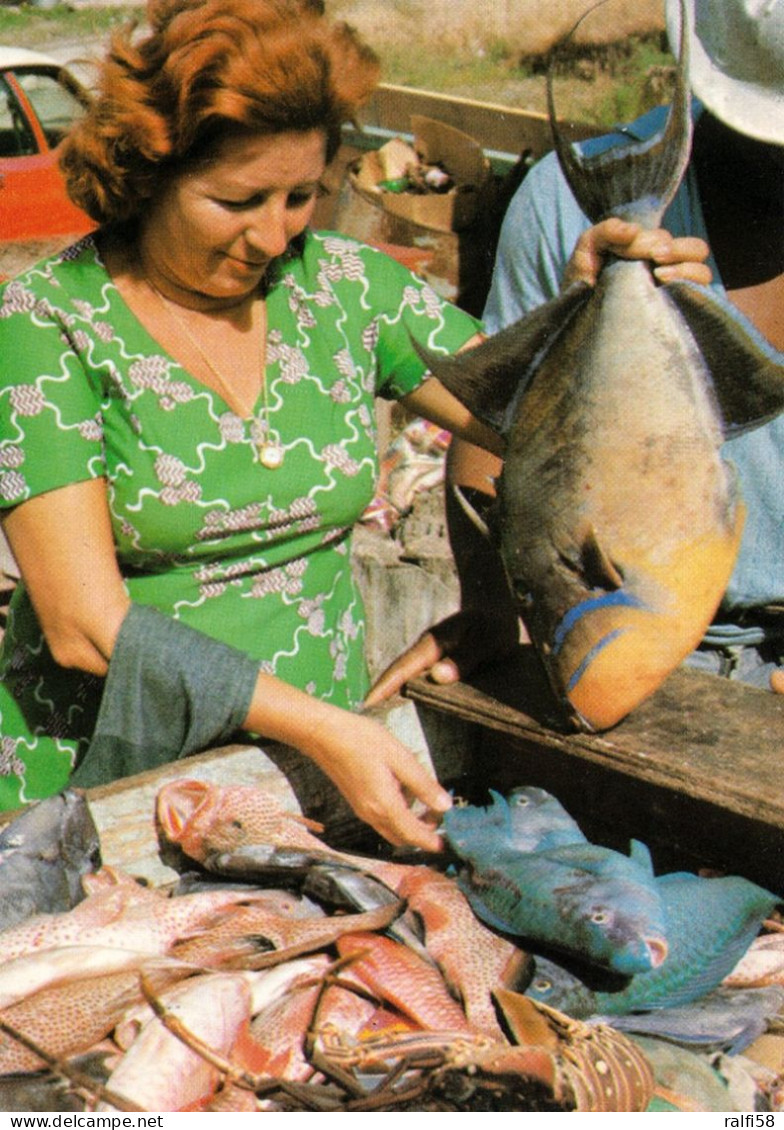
[563,217,712,290]
[366,465,520,705]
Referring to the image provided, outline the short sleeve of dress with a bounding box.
[0,276,104,508]
[311,236,482,401]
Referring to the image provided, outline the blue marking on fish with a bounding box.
[553,590,644,653]
[566,627,627,694]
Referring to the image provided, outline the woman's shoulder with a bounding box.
[1,231,102,287]
[281,228,419,282]
[0,234,106,310]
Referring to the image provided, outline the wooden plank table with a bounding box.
[406,647,784,893]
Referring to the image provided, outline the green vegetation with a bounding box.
[0,5,144,49]
[0,3,673,128]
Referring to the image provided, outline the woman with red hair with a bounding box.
[0,0,499,846]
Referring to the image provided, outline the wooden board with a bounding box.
[356,83,601,166]
[406,648,784,893]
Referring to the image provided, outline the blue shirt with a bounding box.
[484,106,784,644]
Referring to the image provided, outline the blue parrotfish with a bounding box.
[455,836,668,977]
[411,0,784,731]
[442,785,587,861]
[525,871,781,1016]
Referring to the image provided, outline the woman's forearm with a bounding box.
[242,671,451,850]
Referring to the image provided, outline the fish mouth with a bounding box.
[156,779,211,842]
[645,937,669,968]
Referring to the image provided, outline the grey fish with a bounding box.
[0,790,101,931]
[412,0,784,731]
[442,786,587,862]
[0,1073,87,1113]
[457,837,668,976]
[628,1036,739,1113]
[205,848,434,967]
[608,985,784,1055]
[526,871,780,1016]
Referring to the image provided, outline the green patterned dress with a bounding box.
[0,230,479,809]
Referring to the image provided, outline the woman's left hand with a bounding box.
[564,217,712,290]
[771,668,784,694]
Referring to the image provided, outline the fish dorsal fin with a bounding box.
[410,281,591,434]
[657,871,695,884]
[664,281,784,435]
[629,840,654,877]
[547,0,692,226]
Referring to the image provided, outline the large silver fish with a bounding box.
[414,0,784,730]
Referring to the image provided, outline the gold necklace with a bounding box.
[148,281,284,470]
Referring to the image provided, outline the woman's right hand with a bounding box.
[244,672,453,852]
[304,707,454,851]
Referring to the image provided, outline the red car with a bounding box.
[0,46,94,241]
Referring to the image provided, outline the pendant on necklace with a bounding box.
[258,441,284,470]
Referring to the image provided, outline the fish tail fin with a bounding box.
[548,0,692,226]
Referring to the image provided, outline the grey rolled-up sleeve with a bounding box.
[70,604,260,788]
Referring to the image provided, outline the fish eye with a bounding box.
[513,794,531,807]
[511,580,533,607]
[591,909,610,924]
[532,978,552,992]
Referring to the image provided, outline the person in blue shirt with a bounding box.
[367,0,784,706]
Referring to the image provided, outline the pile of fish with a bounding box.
[0,782,781,1113]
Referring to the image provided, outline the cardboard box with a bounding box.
[349,114,490,233]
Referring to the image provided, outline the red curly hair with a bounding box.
[60,0,380,225]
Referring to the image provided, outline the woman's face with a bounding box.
[140,129,327,306]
